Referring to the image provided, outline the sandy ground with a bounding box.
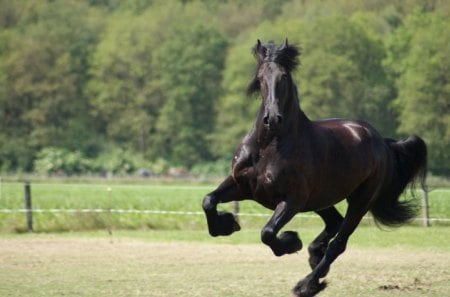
[0,236,449,297]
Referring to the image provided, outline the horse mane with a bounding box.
[247,39,301,96]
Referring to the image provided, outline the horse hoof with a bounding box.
[293,278,327,297]
[279,231,302,254]
[214,211,241,236]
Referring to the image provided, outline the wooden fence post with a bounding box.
[24,181,33,232]
[232,201,240,222]
[422,189,430,227]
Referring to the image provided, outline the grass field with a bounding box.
[1,181,449,296]
[0,181,449,232]
[0,228,449,297]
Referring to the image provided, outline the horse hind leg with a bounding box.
[308,207,343,271]
[293,190,371,297]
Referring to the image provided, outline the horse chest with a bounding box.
[232,138,303,209]
[252,159,293,209]
[232,159,286,210]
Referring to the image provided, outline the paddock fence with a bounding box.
[1,182,449,232]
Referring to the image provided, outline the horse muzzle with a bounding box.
[263,112,283,130]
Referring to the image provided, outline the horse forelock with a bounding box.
[274,44,300,72]
[247,40,301,97]
[253,40,301,72]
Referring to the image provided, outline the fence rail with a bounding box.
[1,208,449,220]
[1,182,448,232]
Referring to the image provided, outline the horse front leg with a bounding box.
[261,199,302,257]
[202,176,245,236]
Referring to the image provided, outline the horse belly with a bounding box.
[302,167,371,212]
[301,192,346,212]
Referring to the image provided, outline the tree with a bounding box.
[0,0,102,171]
[298,16,396,135]
[210,40,261,158]
[89,2,227,167]
[88,10,160,156]
[386,12,450,174]
[152,19,227,166]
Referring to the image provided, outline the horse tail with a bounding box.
[370,135,427,227]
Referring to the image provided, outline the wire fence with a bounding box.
[1,207,449,221]
[1,182,449,232]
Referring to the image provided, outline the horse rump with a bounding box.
[370,135,427,226]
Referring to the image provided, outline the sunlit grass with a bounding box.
[0,182,448,232]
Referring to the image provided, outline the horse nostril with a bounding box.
[263,114,283,127]
[277,115,283,124]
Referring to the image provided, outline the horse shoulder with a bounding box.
[232,131,259,182]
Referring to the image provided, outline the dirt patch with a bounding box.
[0,236,449,297]
[379,278,431,292]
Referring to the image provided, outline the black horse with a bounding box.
[202,39,427,297]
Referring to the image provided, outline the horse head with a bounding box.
[247,39,301,133]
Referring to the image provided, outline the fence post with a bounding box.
[422,189,430,227]
[24,181,33,232]
[232,201,240,222]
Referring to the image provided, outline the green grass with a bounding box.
[0,181,449,232]
[1,180,448,296]
[35,225,448,251]
[0,182,214,231]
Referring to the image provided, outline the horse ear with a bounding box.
[279,38,289,51]
[277,39,301,72]
[255,39,267,62]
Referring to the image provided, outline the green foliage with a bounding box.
[190,159,231,178]
[147,158,170,176]
[34,148,93,175]
[93,148,143,175]
[386,12,450,174]
[152,17,227,166]
[210,39,261,157]
[298,16,396,135]
[88,10,160,154]
[34,147,149,176]
[0,0,448,175]
[0,0,102,170]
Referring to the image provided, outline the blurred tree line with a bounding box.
[0,0,449,175]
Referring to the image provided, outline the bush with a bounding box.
[147,158,170,176]
[34,147,93,175]
[190,159,231,178]
[93,148,142,175]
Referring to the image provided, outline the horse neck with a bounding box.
[282,91,310,136]
[255,85,310,146]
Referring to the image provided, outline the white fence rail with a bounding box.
[1,207,449,221]
[1,183,449,232]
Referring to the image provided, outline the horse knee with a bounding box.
[202,194,216,212]
[261,227,276,245]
